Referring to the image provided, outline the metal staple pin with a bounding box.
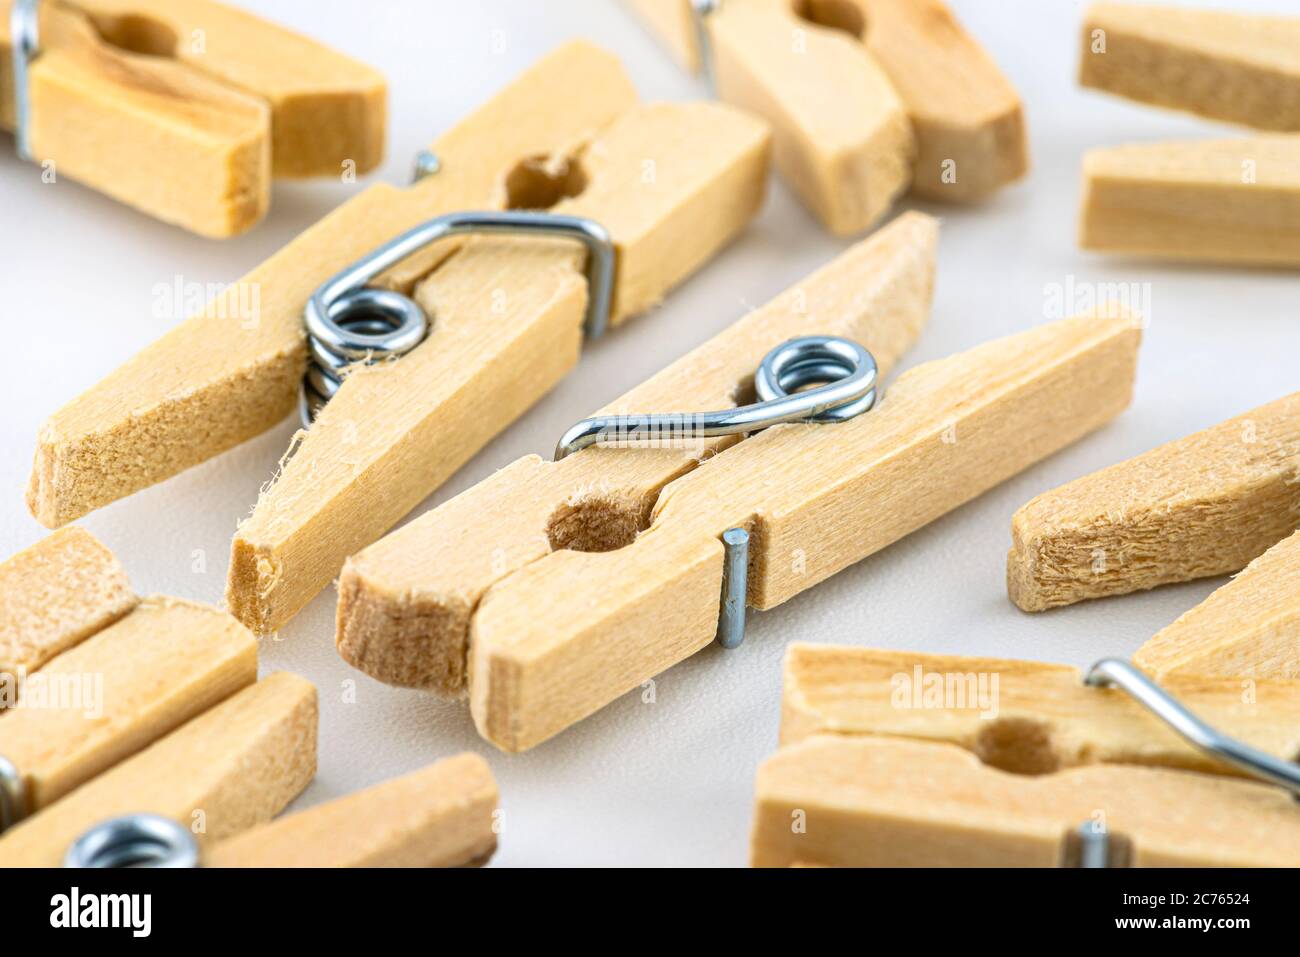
[64,814,200,868]
[1085,658,1300,801]
[0,753,23,833]
[411,149,442,183]
[690,0,720,91]
[554,334,879,649]
[10,0,40,162]
[299,209,615,427]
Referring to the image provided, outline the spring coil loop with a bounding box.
[300,210,615,427]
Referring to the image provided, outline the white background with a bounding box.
[2,0,1297,866]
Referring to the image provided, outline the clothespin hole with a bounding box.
[545,493,650,554]
[505,153,589,211]
[88,13,178,58]
[791,0,868,40]
[972,716,1062,776]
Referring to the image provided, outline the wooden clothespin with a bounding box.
[753,644,1300,866]
[337,214,1145,752]
[627,0,1027,233]
[0,527,258,830]
[0,672,317,866]
[1077,4,1300,266]
[1134,529,1300,680]
[0,0,385,236]
[24,41,772,636]
[1080,137,1300,267]
[338,211,939,694]
[0,526,135,680]
[1009,392,1300,609]
[1080,2,1300,132]
[201,754,497,868]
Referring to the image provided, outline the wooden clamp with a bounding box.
[1080,2,1300,132]
[338,211,939,694]
[0,672,318,866]
[753,644,1300,867]
[0,527,258,824]
[1134,529,1300,681]
[627,0,1027,232]
[340,228,1142,752]
[0,526,135,679]
[1077,4,1300,266]
[0,0,385,236]
[24,41,771,637]
[1008,391,1300,611]
[207,753,498,868]
[1080,137,1300,267]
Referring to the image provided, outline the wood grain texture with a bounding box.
[0,527,135,678]
[227,99,770,635]
[208,753,498,867]
[752,734,1300,867]
[709,0,915,234]
[337,211,938,695]
[1135,530,1300,680]
[780,644,1300,776]
[0,0,385,235]
[1080,137,1300,267]
[0,673,316,867]
[25,41,639,529]
[1008,392,1300,611]
[1080,2,1300,132]
[628,0,1027,205]
[469,313,1141,751]
[0,597,257,813]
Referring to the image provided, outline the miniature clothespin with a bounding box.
[1,0,386,236]
[0,527,264,840]
[63,753,499,868]
[752,644,1300,867]
[627,0,1028,234]
[24,40,773,636]
[336,212,1145,752]
[1009,393,1300,677]
[1078,3,1300,265]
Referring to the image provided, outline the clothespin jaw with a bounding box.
[627,0,1028,232]
[63,753,500,868]
[0,672,317,866]
[753,645,1300,867]
[1008,391,1300,611]
[1,0,385,236]
[336,212,939,696]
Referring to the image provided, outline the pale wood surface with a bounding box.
[628,0,1027,207]
[1080,2,1300,132]
[1135,530,1300,680]
[469,314,1141,751]
[0,0,385,235]
[780,644,1300,776]
[337,212,938,695]
[1080,137,1300,266]
[1008,392,1300,611]
[0,672,316,867]
[0,527,135,678]
[708,0,914,234]
[0,596,257,812]
[752,734,1300,867]
[26,42,639,529]
[227,99,770,635]
[208,753,498,867]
